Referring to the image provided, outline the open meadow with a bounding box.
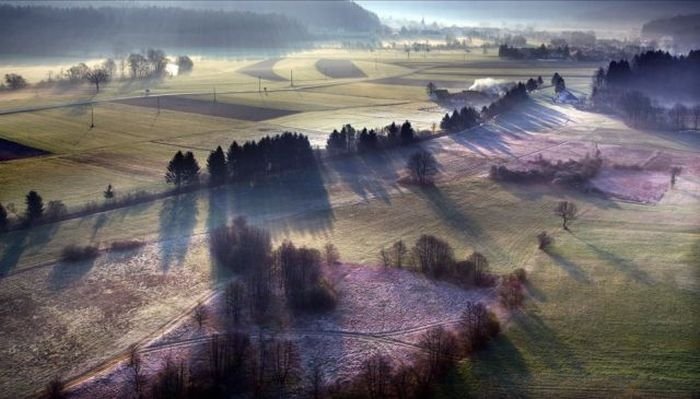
[0,49,698,398]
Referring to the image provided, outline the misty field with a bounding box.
[0,49,698,398]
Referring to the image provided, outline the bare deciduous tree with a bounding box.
[127,344,144,396]
[361,354,392,399]
[406,150,438,185]
[85,66,110,92]
[193,302,207,328]
[554,201,578,231]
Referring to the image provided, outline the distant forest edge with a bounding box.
[642,14,700,51]
[0,5,315,55]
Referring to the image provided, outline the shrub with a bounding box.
[109,239,145,252]
[499,274,525,308]
[537,231,553,250]
[60,244,100,262]
[45,200,68,221]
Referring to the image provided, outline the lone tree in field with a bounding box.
[554,201,577,231]
[406,150,438,185]
[165,150,200,187]
[0,202,8,232]
[670,166,682,188]
[25,190,44,223]
[176,56,194,74]
[103,184,115,200]
[85,66,110,93]
[206,146,227,186]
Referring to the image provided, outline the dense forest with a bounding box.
[592,50,700,129]
[0,5,311,55]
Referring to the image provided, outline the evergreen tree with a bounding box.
[165,151,186,186]
[182,151,200,185]
[207,146,227,185]
[25,190,44,222]
[227,141,242,180]
[400,120,415,144]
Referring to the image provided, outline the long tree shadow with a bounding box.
[0,229,30,276]
[412,184,513,265]
[158,192,198,271]
[512,310,584,373]
[573,234,653,285]
[230,161,334,240]
[0,222,59,276]
[49,257,98,290]
[471,335,531,395]
[546,248,591,284]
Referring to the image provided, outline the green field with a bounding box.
[0,50,698,398]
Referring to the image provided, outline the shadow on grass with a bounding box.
[546,248,591,284]
[573,234,653,285]
[470,334,531,395]
[49,257,98,290]
[158,191,198,271]
[513,310,584,373]
[0,222,58,276]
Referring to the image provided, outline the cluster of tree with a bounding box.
[338,302,501,398]
[490,150,602,187]
[326,121,417,155]
[116,331,304,399]
[61,299,498,399]
[591,50,700,129]
[1,73,27,90]
[0,191,70,232]
[224,132,315,182]
[498,44,570,60]
[405,150,439,185]
[211,218,337,318]
[0,5,310,56]
[164,132,315,188]
[440,106,480,132]
[379,235,498,287]
[481,83,529,119]
[551,72,566,93]
[276,241,337,312]
[166,151,201,187]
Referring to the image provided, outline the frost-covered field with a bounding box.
[68,263,496,398]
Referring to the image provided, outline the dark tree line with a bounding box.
[380,235,498,287]
[226,132,315,182]
[166,132,315,188]
[326,121,417,155]
[498,44,570,60]
[440,106,480,132]
[481,83,529,119]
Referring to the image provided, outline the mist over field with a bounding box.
[0,1,698,398]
